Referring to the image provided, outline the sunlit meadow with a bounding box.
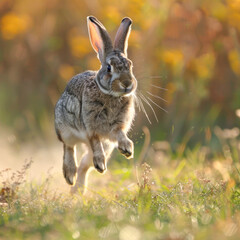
[1,0,240,239]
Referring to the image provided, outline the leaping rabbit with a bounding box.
[54,16,137,194]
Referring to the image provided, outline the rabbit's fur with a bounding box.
[54,16,137,194]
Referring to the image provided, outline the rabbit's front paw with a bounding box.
[93,155,107,173]
[118,138,134,159]
[63,164,77,185]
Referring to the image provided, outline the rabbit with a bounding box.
[54,16,137,194]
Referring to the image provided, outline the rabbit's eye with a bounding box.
[107,64,111,72]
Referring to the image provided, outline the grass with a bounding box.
[0,132,240,240]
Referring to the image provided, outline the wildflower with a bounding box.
[1,12,31,39]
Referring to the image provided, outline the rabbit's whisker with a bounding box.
[146,96,168,113]
[134,94,141,112]
[150,84,168,91]
[139,92,158,122]
[134,75,168,91]
[138,96,152,124]
[146,91,168,103]
[135,75,164,80]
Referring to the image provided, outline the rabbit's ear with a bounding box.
[114,17,132,56]
[87,16,113,62]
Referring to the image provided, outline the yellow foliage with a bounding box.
[227,0,240,29]
[0,13,31,40]
[59,64,75,81]
[128,30,141,48]
[87,57,101,70]
[104,6,121,25]
[161,49,183,70]
[211,2,228,21]
[190,53,215,79]
[68,29,91,58]
[228,0,240,11]
[164,82,176,105]
[127,0,145,27]
[228,50,240,75]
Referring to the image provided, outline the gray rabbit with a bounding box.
[54,16,137,194]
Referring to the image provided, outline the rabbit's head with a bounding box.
[87,16,137,97]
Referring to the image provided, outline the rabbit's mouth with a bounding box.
[110,78,137,97]
[119,82,134,94]
[96,72,137,97]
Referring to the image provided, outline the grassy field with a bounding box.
[0,133,240,240]
[1,1,239,239]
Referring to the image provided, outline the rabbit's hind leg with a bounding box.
[60,128,83,186]
[70,150,93,195]
[63,144,78,185]
[71,140,115,195]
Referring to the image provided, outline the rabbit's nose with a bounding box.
[119,80,132,92]
[118,73,134,92]
[121,80,132,88]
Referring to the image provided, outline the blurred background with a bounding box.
[0,0,240,176]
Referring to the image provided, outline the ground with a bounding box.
[0,131,240,240]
